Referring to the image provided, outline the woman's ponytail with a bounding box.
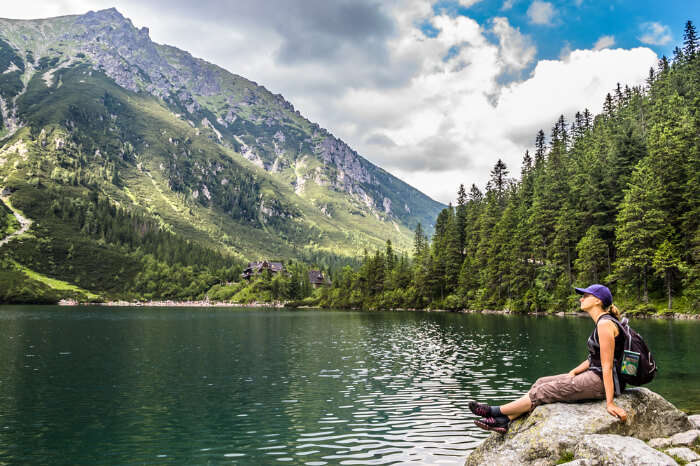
[608,304,621,320]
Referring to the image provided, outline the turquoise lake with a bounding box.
[0,306,697,464]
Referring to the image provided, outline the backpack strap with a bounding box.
[592,314,626,394]
[596,313,632,351]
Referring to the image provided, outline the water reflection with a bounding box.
[0,306,697,464]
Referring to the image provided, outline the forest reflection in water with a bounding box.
[0,306,696,464]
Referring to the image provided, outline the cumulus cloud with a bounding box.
[527,1,556,25]
[501,0,516,11]
[492,17,536,72]
[593,35,615,50]
[458,0,483,6]
[639,22,673,45]
[495,47,658,148]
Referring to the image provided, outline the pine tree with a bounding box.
[443,210,463,294]
[430,208,452,299]
[521,150,533,178]
[607,122,647,208]
[646,92,693,239]
[603,93,614,115]
[614,158,669,303]
[646,67,656,90]
[413,223,427,259]
[614,83,624,107]
[684,20,698,58]
[582,109,592,129]
[673,46,684,64]
[489,159,509,198]
[456,184,468,256]
[574,226,608,284]
[469,183,483,202]
[652,239,685,309]
[534,130,546,167]
[552,199,577,290]
[385,239,395,279]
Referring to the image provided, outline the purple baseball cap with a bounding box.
[575,284,613,308]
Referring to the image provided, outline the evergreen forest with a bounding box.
[316,23,700,315]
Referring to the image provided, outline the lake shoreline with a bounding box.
[56,298,700,319]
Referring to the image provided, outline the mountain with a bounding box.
[0,9,445,302]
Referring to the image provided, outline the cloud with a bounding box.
[527,1,556,25]
[559,41,572,59]
[495,47,658,149]
[491,17,536,72]
[458,0,483,6]
[639,22,673,46]
[365,133,397,147]
[501,0,516,11]
[593,35,615,50]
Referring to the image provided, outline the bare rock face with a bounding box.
[465,388,692,466]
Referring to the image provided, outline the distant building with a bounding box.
[242,261,284,280]
[308,270,331,288]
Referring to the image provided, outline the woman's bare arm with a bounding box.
[598,320,627,421]
[568,359,590,376]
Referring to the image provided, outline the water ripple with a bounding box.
[1,307,695,464]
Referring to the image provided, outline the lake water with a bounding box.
[0,306,697,464]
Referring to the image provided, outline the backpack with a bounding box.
[609,316,658,386]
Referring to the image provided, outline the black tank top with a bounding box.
[587,314,626,394]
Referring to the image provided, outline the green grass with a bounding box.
[13,261,102,301]
[0,51,432,303]
[0,198,19,236]
[0,267,59,304]
[555,451,575,464]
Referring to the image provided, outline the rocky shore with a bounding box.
[465,388,700,465]
[58,299,286,307]
[56,299,700,319]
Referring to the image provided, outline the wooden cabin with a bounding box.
[241,261,284,280]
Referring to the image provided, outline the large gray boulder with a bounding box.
[465,388,692,465]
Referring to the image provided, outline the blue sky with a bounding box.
[433,0,697,61]
[4,1,699,203]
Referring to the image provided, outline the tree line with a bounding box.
[317,22,700,313]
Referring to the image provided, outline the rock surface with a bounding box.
[665,447,700,462]
[670,429,700,447]
[465,388,692,465]
[689,415,700,429]
[574,434,676,465]
[648,437,673,449]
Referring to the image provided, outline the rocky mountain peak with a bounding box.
[79,8,128,25]
[0,10,444,231]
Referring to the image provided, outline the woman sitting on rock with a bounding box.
[470,284,628,434]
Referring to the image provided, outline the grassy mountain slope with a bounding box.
[0,9,445,303]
